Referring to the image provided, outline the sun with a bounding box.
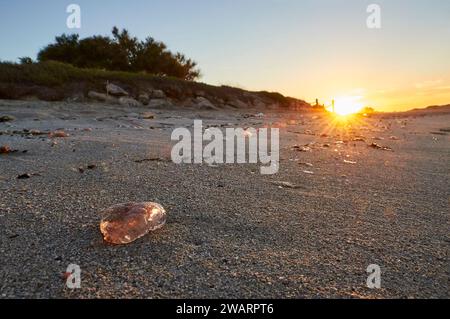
[328,96,364,116]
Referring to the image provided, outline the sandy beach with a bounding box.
[0,100,449,298]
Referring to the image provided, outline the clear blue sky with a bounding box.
[1,0,449,110]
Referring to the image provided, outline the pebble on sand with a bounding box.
[0,145,12,154]
[369,142,392,151]
[49,130,69,138]
[0,115,15,122]
[271,181,303,189]
[17,173,31,179]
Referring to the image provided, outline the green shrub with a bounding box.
[37,27,200,81]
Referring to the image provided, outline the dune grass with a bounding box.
[0,61,174,87]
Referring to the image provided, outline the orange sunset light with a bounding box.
[327,96,365,116]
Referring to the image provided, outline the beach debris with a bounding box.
[291,145,312,152]
[302,170,314,175]
[140,112,155,119]
[344,160,357,164]
[100,202,166,245]
[271,181,303,189]
[77,164,97,173]
[0,115,15,122]
[61,271,72,281]
[106,82,129,96]
[298,162,314,167]
[17,173,31,179]
[322,143,331,148]
[352,137,365,142]
[0,145,12,154]
[4,129,46,137]
[134,157,166,163]
[369,142,392,151]
[430,131,447,136]
[0,145,23,154]
[29,129,46,136]
[49,130,69,138]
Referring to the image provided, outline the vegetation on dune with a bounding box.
[36,27,200,81]
[0,61,308,109]
[0,60,164,87]
[0,60,201,100]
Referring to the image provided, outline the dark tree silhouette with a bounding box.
[19,57,34,64]
[37,27,200,81]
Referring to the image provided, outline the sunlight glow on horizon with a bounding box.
[326,96,364,116]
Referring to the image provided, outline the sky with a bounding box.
[0,0,449,111]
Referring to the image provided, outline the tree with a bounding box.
[37,27,200,81]
[19,57,34,64]
[38,34,80,65]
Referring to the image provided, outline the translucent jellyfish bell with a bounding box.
[100,202,166,245]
